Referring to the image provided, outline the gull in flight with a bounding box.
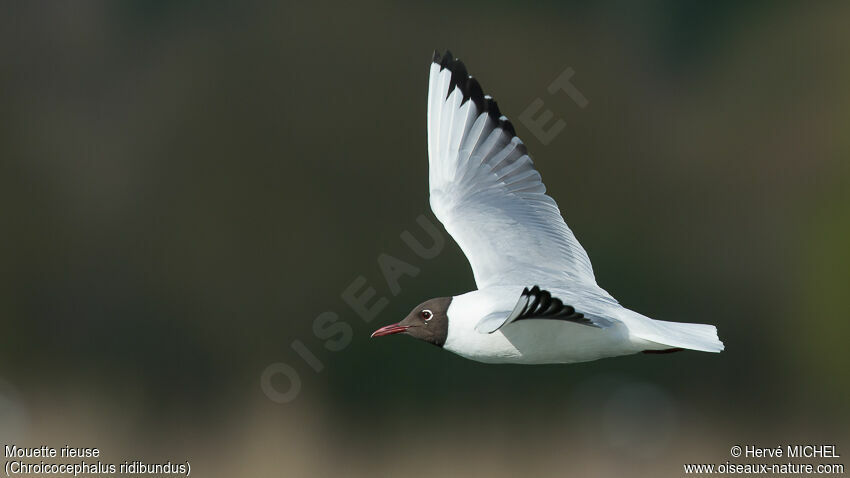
[372,51,724,364]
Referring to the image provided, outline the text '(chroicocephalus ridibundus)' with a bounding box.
[371,51,725,364]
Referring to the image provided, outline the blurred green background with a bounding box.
[1,1,848,476]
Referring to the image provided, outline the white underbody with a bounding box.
[444,286,723,364]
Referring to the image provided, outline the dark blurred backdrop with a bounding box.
[1,1,848,476]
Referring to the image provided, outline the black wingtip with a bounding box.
[432,50,519,139]
[449,61,468,96]
[457,75,485,112]
[440,50,453,69]
[499,117,516,137]
[512,286,597,328]
[484,96,501,119]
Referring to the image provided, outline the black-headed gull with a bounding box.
[371,51,724,364]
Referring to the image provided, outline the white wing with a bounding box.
[427,51,598,290]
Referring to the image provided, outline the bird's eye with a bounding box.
[421,309,433,321]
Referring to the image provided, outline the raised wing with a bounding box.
[427,51,597,289]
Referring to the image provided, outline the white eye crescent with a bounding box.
[421,309,433,321]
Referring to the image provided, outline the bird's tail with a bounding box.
[631,316,725,353]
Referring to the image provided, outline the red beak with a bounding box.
[371,323,409,338]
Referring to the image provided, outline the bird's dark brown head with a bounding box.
[371,297,452,347]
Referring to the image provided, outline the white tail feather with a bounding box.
[634,319,725,353]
